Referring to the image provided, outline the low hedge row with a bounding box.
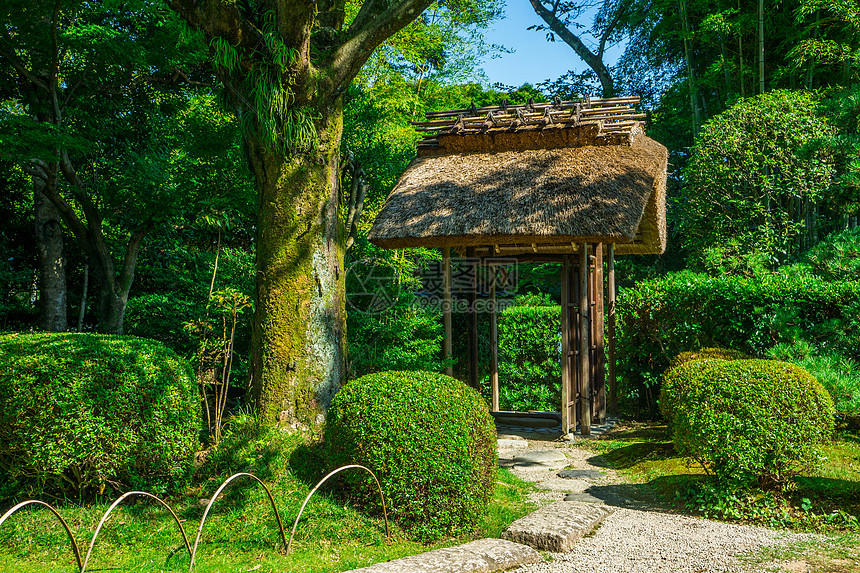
[483,305,561,412]
[617,271,860,414]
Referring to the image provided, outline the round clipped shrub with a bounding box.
[661,359,834,488]
[669,347,750,370]
[325,371,497,539]
[0,332,200,501]
[662,348,750,423]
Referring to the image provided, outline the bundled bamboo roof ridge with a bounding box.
[369,96,668,256]
[414,95,646,154]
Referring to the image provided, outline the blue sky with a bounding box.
[478,0,624,90]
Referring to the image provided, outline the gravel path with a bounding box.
[509,508,812,573]
[497,423,818,573]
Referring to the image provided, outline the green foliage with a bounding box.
[670,347,751,369]
[661,347,750,423]
[481,305,561,412]
[789,353,860,417]
[817,85,860,215]
[617,270,860,414]
[210,16,318,156]
[800,226,860,281]
[125,294,201,356]
[678,90,835,268]
[661,358,835,488]
[0,332,200,501]
[512,292,557,307]
[346,241,448,377]
[347,303,447,376]
[325,371,497,540]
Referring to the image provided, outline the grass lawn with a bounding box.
[741,533,860,573]
[0,417,536,572]
[589,422,860,530]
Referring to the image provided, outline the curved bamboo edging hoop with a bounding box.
[286,464,389,554]
[0,499,83,572]
[0,467,391,570]
[80,491,192,573]
[189,472,287,572]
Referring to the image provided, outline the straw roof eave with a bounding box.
[369,132,668,255]
[370,232,637,250]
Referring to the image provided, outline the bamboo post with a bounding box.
[560,256,571,433]
[608,244,617,417]
[594,243,606,423]
[579,242,592,435]
[443,247,453,377]
[490,264,499,412]
[466,247,479,389]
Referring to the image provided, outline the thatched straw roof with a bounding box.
[369,129,668,256]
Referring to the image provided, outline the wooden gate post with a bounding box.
[593,243,606,423]
[579,242,592,435]
[490,262,499,412]
[560,255,571,433]
[466,247,479,389]
[608,244,617,417]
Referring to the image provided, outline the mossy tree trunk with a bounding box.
[34,175,68,331]
[170,0,434,425]
[246,106,346,424]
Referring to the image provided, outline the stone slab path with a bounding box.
[342,538,542,573]
[502,501,614,552]
[345,422,820,573]
[496,423,821,573]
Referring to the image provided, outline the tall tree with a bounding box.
[677,90,835,269]
[0,0,209,333]
[167,0,441,425]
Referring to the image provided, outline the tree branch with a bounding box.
[317,0,347,32]
[597,0,629,59]
[57,151,117,288]
[63,72,87,110]
[325,0,435,97]
[0,46,48,90]
[136,66,214,88]
[24,164,50,182]
[167,0,264,53]
[118,222,153,293]
[49,0,63,125]
[528,0,615,96]
[38,162,90,252]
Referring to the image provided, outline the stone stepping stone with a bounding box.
[512,450,567,465]
[558,469,604,479]
[342,538,543,573]
[498,438,529,449]
[502,501,614,552]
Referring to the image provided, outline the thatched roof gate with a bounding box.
[369,96,668,435]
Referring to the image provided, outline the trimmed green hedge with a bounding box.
[618,271,860,414]
[0,332,200,501]
[661,358,834,488]
[325,371,497,540]
[481,305,561,411]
